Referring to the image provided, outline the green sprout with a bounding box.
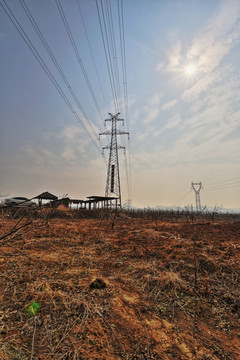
[26,301,41,316]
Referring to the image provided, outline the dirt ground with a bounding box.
[0,209,240,359]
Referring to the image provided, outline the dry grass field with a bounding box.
[0,208,240,359]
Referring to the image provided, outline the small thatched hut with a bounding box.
[34,192,58,206]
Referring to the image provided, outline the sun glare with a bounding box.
[185,64,196,75]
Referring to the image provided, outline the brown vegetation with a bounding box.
[0,208,239,359]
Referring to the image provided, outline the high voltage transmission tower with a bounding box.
[191,182,203,211]
[99,113,129,208]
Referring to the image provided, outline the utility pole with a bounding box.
[99,113,129,208]
[191,182,202,212]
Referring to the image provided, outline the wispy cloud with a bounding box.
[187,0,240,72]
[143,93,162,124]
[156,41,182,72]
[59,124,92,160]
[156,62,164,71]
[166,41,182,70]
[183,1,240,102]
[19,124,92,168]
[161,99,178,111]
[164,114,181,129]
[134,68,240,170]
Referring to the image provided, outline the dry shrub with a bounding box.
[56,204,70,211]
[101,260,114,275]
[198,254,218,274]
[160,270,188,289]
[0,342,28,360]
[143,270,188,297]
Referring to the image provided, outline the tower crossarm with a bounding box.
[117,130,129,138]
[191,182,203,193]
[102,144,126,154]
[99,130,112,136]
[100,130,129,137]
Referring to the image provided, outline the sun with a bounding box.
[185,64,196,75]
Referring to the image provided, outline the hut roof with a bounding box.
[69,199,85,204]
[35,192,58,200]
[86,196,118,201]
[87,196,118,200]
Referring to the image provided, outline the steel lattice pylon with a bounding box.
[191,182,203,212]
[99,113,129,208]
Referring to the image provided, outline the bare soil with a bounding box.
[0,210,240,359]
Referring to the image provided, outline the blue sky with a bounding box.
[0,0,240,209]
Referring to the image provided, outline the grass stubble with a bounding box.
[0,208,239,359]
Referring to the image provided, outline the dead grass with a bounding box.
[0,212,240,359]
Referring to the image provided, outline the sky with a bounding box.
[0,0,240,209]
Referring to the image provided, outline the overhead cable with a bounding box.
[76,0,107,113]
[205,182,240,191]
[96,0,119,112]
[124,150,132,204]
[100,0,131,203]
[100,0,120,111]
[0,0,103,155]
[18,0,101,148]
[106,0,122,113]
[117,0,132,200]
[205,177,240,188]
[118,0,129,132]
[174,190,192,207]
[55,0,104,127]
[96,0,131,203]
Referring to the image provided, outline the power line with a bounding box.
[206,182,240,190]
[117,0,132,202]
[100,0,120,111]
[55,0,104,127]
[106,0,122,113]
[205,182,240,191]
[0,0,103,155]
[124,149,131,203]
[118,0,129,132]
[97,0,132,204]
[112,0,132,203]
[201,168,239,184]
[100,0,132,203]
[76,0,107,112]
[18,0,101,148]
[205,177,240,188]
[174,190,192,207]
[96,0,119,112]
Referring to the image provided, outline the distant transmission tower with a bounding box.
[191,182,202,211]
[99,113,129,208]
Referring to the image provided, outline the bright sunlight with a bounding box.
[185,64,196,75]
